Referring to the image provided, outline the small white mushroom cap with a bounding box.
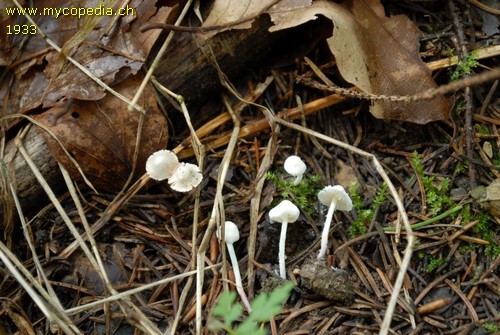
[269,200,300,224]
[284,155,307,185]
[168,162,202,192]
[317,185,352,260]
[318,185,353,211]
[217,221,240,243]
[269,200,300,279]
[145,149,180,181]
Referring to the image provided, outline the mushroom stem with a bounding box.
[279,220,289,279]
[293,175,303,186]
[318,199,337,260]
[226,243,252,312]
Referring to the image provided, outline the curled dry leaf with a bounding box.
[33,73,168,192]
[199,0,312,40]
[341,0,450,123]
[199,0,449,123]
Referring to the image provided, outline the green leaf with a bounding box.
[249,282,293,322]
[207,318,224,331]
[235,320,262,335]
[267,281,294,306]
[212,291,243,326]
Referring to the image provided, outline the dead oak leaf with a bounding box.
[42,44,142,107]
[198,0,449,123]
[2,0,172,117]
[34,73,168,192]
[268,0,450,123]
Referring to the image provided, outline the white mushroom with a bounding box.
[145,149,179,181]
[317,185,352,260]
[269,200,300,279]
[217,221,252,312]
[168,162,202,192]
[284,155,307,185]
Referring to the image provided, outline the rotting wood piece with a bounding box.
[1,126,64,225]
[151,14,333,119]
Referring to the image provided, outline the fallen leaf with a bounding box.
[199,0,311,37]
[198,0,450,123]
[343,0,450,123]
[333,159,359,187]
[1,0,173,117]
[34,73,168,191]
[269,0,450,123]
[42,44,143,107]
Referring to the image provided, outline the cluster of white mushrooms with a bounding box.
[145,151,352,305]
[269,155,353,279]
[145,149,203,192]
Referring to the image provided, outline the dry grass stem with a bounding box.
[129,0,194,112]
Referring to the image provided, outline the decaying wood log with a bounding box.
[0,15,332,221]
[1,126,64,223]
[153,15,332,114]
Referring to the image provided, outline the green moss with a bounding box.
[412,151,454,215]
[426,257,445,273]
[348,183,388,237]
[474,123,490,136]
[472,211,500,258]
[417,250,425,259]
[454,160,468,175]
[456,205,500,258]
[265,170,322,217]
[483,322,500,333]
[450,49,478,81]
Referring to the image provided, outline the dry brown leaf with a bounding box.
[199,0,449,123]
[333,159,359,187]
[1,0,172,116]
[34,73,168,191]
[269,0,450,123]
[199,0,311,40]
[344,0,450,122]
[42,44,143,106]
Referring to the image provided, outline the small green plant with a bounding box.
[348,182,388,237]
[208,282,293,335]
[425,257,445,273]
[474,123,490,136]
[266,170,322,216]
[417,250,425,259]
[454,205,499,258]
[454,159,468,175]
[450,49,478,81]
[483,322,500,333]
[412,151,454,215]
[471,210,500,258]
